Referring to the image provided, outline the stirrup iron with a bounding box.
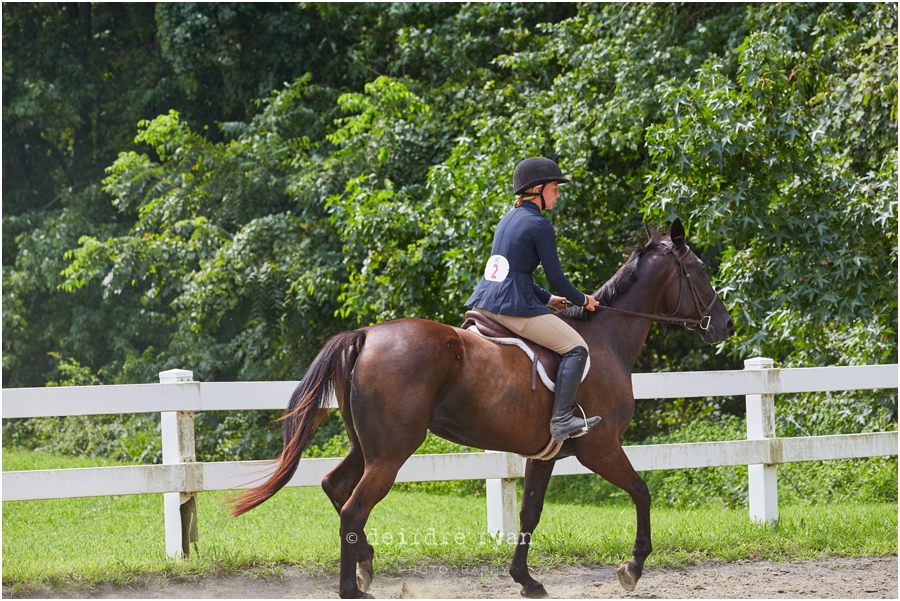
[569,403,597,439]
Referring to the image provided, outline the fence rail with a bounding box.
[6,365,895,419]
[3,360,897,559]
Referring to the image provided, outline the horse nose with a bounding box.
[726,318,734,334]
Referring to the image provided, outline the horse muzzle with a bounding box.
[698,315,734,344]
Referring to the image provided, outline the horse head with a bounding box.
[643,219,733,344]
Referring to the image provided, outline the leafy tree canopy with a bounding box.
[3,3,896,453]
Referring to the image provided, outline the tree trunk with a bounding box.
[78,2,91,39]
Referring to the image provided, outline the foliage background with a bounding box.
[2,3,896,505]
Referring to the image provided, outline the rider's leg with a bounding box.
[474,309,600,441]
[550,345,600,441]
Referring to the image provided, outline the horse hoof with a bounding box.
[356,567,373,593]
[520,583,550,598]
[617,563,640,592]
[338,589,373,600]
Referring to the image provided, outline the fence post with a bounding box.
[744,357,778,525]
[160,369,199,559]
[486,451,520,539]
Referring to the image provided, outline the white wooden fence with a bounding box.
[2,358,897,559]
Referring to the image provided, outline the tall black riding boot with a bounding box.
[549,346,601,443]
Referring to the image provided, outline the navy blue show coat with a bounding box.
[466,201,587,317]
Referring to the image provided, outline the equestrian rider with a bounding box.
[466,157,601,442]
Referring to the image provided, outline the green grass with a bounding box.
[3,450,897,594]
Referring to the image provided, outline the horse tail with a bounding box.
[228,329,366,517]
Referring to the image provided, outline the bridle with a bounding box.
[594,241,716,330]
[594,240,718,331]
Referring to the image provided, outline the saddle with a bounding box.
[460,311,564,392]
[461,310,592,461]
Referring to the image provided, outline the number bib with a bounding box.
[484,255,510,282]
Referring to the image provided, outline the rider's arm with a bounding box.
[533,223,587,308]
[533,283,552,305]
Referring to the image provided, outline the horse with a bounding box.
[228,218,733,598]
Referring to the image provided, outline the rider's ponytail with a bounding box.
[515,184,540,207]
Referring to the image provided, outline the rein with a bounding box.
[595,303,712,330]
[594,242,717,331]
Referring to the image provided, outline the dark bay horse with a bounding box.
[229,219,733,598]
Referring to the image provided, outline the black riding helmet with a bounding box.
[513,157,570,210]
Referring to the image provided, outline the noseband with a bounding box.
[595,241,718,331]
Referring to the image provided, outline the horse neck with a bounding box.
[578,279,668,370]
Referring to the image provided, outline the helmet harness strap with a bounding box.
[521,183,549,210]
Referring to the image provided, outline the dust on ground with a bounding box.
[5,556,896,599]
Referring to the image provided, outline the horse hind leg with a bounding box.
[337,460,407,599]
[321,445,375,594]
[509,459,556,599]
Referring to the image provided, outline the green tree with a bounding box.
[3,3,895,463]
[643,3,897,369]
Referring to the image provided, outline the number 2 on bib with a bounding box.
[484,255,510,282]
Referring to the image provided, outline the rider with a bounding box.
[466,157,602,442]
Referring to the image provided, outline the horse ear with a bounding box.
[644,222,660,242]
[670,218,686,246]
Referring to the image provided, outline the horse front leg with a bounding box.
[509,458,556,598]
[578,444,652,591]
[616,473,651,592]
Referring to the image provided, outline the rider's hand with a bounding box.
[548,295,568,311]
[583,295,599,312]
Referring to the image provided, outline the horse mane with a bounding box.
[558,227,667,322]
